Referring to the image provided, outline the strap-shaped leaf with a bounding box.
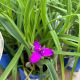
[50,30,65,80]
[55,50,80,57]
[24,0,35,36]
[45,59,59,80]
[0,13,30,54]
[39,59,59,80]
[59,34,78,43]
[41,0,48,30]
[67,0,72,14]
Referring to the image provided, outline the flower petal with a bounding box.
[41,48,54,57]
[29,51,42,64]
[34,41,41,51]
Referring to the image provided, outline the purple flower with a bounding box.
[34,41,41,51]
[29,41,54,64]
[30,51,42,64]
[41,48,53,57]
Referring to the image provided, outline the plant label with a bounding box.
[0,32,4,60]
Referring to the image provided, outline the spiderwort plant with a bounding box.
[30,41,54,64]
[0,0,80,80]
[29,41,59,80]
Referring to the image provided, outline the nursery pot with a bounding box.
[0,53,45,80]
[64,57,80,72]
[19,68,42,80]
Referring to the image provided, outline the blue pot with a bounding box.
[19,68,40,80]
[64,57,80,72]
[0,53,44,80]
[64,57,69,66]
[0,54,11,69]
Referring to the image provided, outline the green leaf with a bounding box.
[59,34,78,43]
[17,0,24,30]
[24,0,35,37]
[41,0,48,30]
[45,59,59,80]
[60,38,78,47]
[17,0,24,10]
[39,59,59,80]
[67,0,72,14]
[47,3,67,14]
[50,30,65,80]
[77,14,80,52]
[12,64,17,80]
[59,16,72,34]
[50,30,61,50]
[55,50,80,56]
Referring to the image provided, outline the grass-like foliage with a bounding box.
[0,0,80,80]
